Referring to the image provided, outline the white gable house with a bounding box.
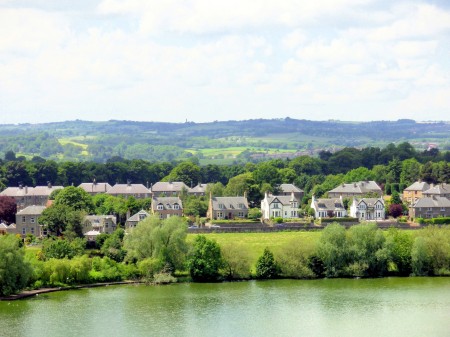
[261,192,300,220]
[350,198,385,221]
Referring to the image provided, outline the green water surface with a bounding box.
[1,278,449,337]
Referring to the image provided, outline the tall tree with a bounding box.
[0,196,17,224]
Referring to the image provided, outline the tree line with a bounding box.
[2,221,449,297]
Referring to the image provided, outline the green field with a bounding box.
[188,231,321,266]
[58,138,89,156]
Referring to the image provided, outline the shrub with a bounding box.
[188,235,223,282]
[220,243,251,280]
[277,240,315,278]
[255,247,280,279]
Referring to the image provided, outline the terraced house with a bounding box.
[15,205,47,238]
[410,196,450,219]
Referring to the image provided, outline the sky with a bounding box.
[0,0,449,124]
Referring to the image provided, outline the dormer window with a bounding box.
[173,203,180,210]
[238,203,245,209]
[157,204,164,210]
[219,204,225,209]
[139,214,147,220]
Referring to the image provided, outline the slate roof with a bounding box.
[329,181,382,194]
[151,181,189,193]
[107,184,150,195]
[279,183,303,193]
[126,210,150,222]
[211,197,249,210]
[267,195,298,206]
[16,205,46,215]
[413,196,450,208]
[313,198,346,211]
[354,198,384,207]
[152,197,183,210]
[404,181,430,192]
[85,215,117,225]
[423,183,450,196]
[189,183,207,194]
[0,223,8,229]
[30,185,63,197]
[79,182,112,194]
[0,186,32,197]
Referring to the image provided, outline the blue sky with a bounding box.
[0,0,449,124]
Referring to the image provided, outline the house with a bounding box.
[207,195,249,220]
[311,195,347,219]
[106,182,151,199]
[410,196,450,219]
[83,215,117,235]
[0,183,63,210]
[327,181,382,198]
[151,197,183,219]
[402,181,430,205]
[79,181,112,195]
[125,210,150,230]
[29,183,63,206]
[261,192,300,220]
[188,183,208,196]
[15,205,47,238]
[349,198,385,221]
[151,181,189,197]
[279,184,304,202]
[422,183,450,198]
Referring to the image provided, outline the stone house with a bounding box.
[207,196,249,220]
[422,183,450,198]
[106,182,151,199]
[151,197,183,219]
[402,181,430,205]
[311,195,347,219]
[0,183,62,210]
[151,181,189,197]
[78,181,112,195]
[188,183,208,196]
[349,198,385,221]
[15,205,47,238]
[410,196,450,219]
[328,181,382,198]
[125,210,150,230]
[261,192,300,220]
[279,184,304,202]
[83,215,117,235]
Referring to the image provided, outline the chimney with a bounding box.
[25,186,28,194]
[93,178,97,185]
[19,183,23,189]
[127,179,131,186]
[47,181,52,188]
[244,191,247,199]
[264,191,268,199]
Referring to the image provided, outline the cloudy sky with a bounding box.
[0,0,449,124]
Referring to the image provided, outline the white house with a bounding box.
[350,198,385,221]
[311,195,347,219]
[261,192,300,220]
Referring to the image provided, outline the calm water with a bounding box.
[1,278,449,337]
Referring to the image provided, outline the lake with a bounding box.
[1,278,449,337]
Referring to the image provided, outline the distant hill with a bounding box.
[0,118,449,163]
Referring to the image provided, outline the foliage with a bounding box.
[38,204,85,237]
[188,235,223,282]
[277,239,315,278]
[385,228,413,275]
[255,247,280,279]
[124,215,188,271]
[54,186,94,212]
[0,235,32,296]
[248,208,262,220]
[220,243,251,280]
[42,237,86,260]
[317,223,349,277]
[389,204,404,218]
[0,196,17,224]
[101,229,126,262]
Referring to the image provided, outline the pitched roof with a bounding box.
[354,198,384,207]
[423,183,450,196]
[211,197,249,210]
[0,186,32,197]
[79,182,112,194]
[126,210,150,222]
[16,205,46,215]
[189,183,207,193]
[267,195,298,206]
[107,184,150,195]
[29,185,63,197]
[151,181,189,193]
[84,215,117,225]
[0,223,8,229]
[279,183,303,193]
[152,197,183,210]
[413,196,450,208]
[329,181,382,194]
[313,198,345,211]
[404,181,430,192]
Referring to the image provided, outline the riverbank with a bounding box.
[0,281,143,301]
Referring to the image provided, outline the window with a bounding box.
[157,204,164,210]
[238,203,245,209]
[22,216,26,223]
[217,212,224,219]
[273,203,279,209]
[238,212,244,217]
[173,203,180,210]
[284,211,287,216]
[31,227,35,234]
[219,204,225,209]
[139,214,146,220]
[30,217,35,224]
[22,228,26,235]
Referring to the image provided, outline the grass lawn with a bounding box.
[187,231,322,266]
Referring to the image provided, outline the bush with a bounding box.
[188,235,223,282]
[277,240,315,278]
[220,243,251,280]
[255,247,280,279]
